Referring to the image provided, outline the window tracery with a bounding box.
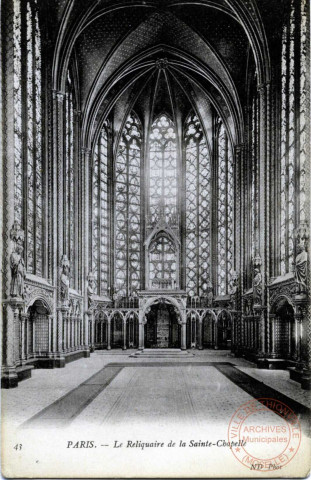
[92,127,109,295]
[64,72,76,287]
[115,113,141,296]
[217,123,234,295]
[149,115,177,223]
[250,95,259,262]
[13,0,22,227]
[13,0,43,276]
[185,113,211,297]
[149,234,177,289]
[299,0,307,224]
[280,0,297,275]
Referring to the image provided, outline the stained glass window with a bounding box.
[299,0,307,224]
[185,113,211,297]
[65,71,76,287]
[250,95,259,262]
[92,127,109,295]
[149,115,177,223]
[149,234,176,289]
[13,1,43,275]
[280,0,296,275]
[26,2,34,272]
[115,113,141,296]
[34,9,43,275]
[13,0,23,226]
[217,122,234,295]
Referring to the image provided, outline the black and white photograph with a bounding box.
[1,0,310,477]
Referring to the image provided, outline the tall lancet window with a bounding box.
[250,94,259,261]
[13,0,23,227]
[185,113,211,297]
[13,0,43,275]
[280,0,296,275]
[64,71,76,287]
[92,127,109,295]
[217,123,234,295]
[149,115,177,223]
[299,0,308,225]
[115,113,141,296]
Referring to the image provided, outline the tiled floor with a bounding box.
[74,365,252,427]
[2,350,309,430]
[236,366,311,408]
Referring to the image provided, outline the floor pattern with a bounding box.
[19,360,310,433]
[22,365,123,428]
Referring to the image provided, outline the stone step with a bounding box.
[130,349,194,358]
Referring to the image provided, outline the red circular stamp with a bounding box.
[228,398,301,472]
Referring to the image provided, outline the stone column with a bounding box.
[91,315,95,351]
[191,315,196,348]
[20,313,27,363]
[82,147,91,354]
[266,313,271,355]
[123,318,127,350]
[71,317,75,350]
[271,316,276,356]
[56,307,66,367]
[107,318,111,350]
[138,322,145,350]
[47,314,53,353]
[198,319,203,350]
[129,318,134,347]
[234,145,245,306]
[33,320,36,355]
[25,315,29,359]
[84,312,89,349]
[1,303,21,388]
[294,313,300,361]
[181,321,187,350]
[231,314,235,349]
[214,320,219,349]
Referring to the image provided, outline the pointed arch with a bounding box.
[115,112,142,296]
[217,121,234,295]
[185,112,211,296]
[149,114,178,223]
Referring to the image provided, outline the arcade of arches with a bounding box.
[1,0,310,391]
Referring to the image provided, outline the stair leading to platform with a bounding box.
[130,348,194,358]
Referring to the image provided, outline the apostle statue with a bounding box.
[87,272,95,309]
[294,243,308,293]
[206,280,213,307]
[60,255,70,304]
[10,244,26,298]
[253,268,262,304]
[229,272,238,295]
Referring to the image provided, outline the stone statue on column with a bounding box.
[9,222,26,299]
[59,255,70,306]
[206,280,213,307]
[294,243,308,293]
[252,255,262,306]
[229,271,238,308]
[10,244,26,298]
[87,271,95,310]
[293,222,309,295]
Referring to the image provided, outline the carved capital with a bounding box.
[81,146,91,158]
[257,81,270,94]
[10,222,24,245]
[295,221,309,244]
[52,90,65,103]
[234,143,245,156]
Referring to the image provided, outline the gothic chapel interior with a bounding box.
[1,0,310,389]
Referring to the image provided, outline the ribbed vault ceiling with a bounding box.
[47,0,286,147]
